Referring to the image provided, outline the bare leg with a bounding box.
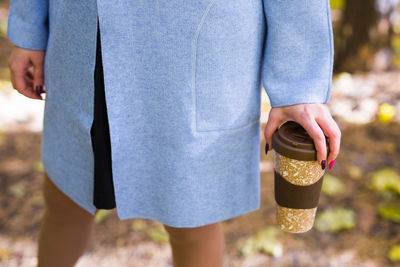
[163,222,225,267]
[37,172,98,267]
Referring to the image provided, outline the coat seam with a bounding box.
[325,0,333,103]
[192,0,218,133]
[192,0,260,133]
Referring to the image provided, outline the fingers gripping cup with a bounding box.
[271,121,330,233]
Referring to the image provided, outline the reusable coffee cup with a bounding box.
[271,121,330,233]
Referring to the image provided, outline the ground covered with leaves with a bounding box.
[1,119,400,266]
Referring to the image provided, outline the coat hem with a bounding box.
[42,153,97,216]
[117,200,261,228]
[43,149,261,228]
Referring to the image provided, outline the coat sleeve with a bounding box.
[7,0,49,51]
[261,0,334,108]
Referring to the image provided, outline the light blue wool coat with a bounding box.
[7,0,334,227]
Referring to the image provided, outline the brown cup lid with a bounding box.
[271,121,330,161]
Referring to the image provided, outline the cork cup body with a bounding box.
[271,121,329,233]
[274,152,325,233]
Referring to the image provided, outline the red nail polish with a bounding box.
[329,160,335,170]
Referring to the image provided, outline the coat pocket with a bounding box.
[193,0,263,132]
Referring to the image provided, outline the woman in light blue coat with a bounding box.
[7,0,341,266]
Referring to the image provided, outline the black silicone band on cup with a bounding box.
[274,169,324,209]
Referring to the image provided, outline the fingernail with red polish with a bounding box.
[321,160,326,170]
[265,143,269,155]
[329,160,335,170]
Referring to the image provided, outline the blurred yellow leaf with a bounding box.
[378,103,396,124]
[315,208,356,232]
[385,142,396,154]
[238,237,258,258]
[238,226,283,258]
[131,220,148,232]
[95,209,111,224]
[330,0,345,10]
[394,55,400,68]
[33,161,44,172]
[388,244,400,262]
[391,35,400,51]
[394,24,400,34]
[254,227,283,257]
[322,174,345,196]
[9,182,25,198]
[378,204,400,223]
[0,80,12,91]
[0,248,10,262]
[31,192,45,207]
[367,167,400,196]
[0,20,8,36]
[147,228,169,243]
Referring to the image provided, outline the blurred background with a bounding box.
[1,0,400,266]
